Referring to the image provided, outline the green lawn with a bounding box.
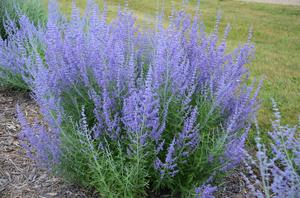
[57,0,300,128]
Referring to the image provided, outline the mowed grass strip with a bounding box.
[54,0,300,128]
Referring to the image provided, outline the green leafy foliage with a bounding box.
[0,67,28,90]
[58,108,150,197]
[0,0,46,39]
[53,82,231,196]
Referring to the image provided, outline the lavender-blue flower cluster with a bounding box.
[0,13,45,89]
[242,100,300,197]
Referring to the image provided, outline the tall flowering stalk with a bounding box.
[0,14,45,89]
[16,0,261,196]
[242,101,300,198]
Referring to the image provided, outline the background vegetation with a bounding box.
[0,0,46,38]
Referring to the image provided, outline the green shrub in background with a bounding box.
[0,0,46,39]
[0,0,46,90]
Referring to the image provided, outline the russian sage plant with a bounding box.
[0,0,46,89]
[0,15,45,89]
[242,100,300,197]
[17,0,261,196]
